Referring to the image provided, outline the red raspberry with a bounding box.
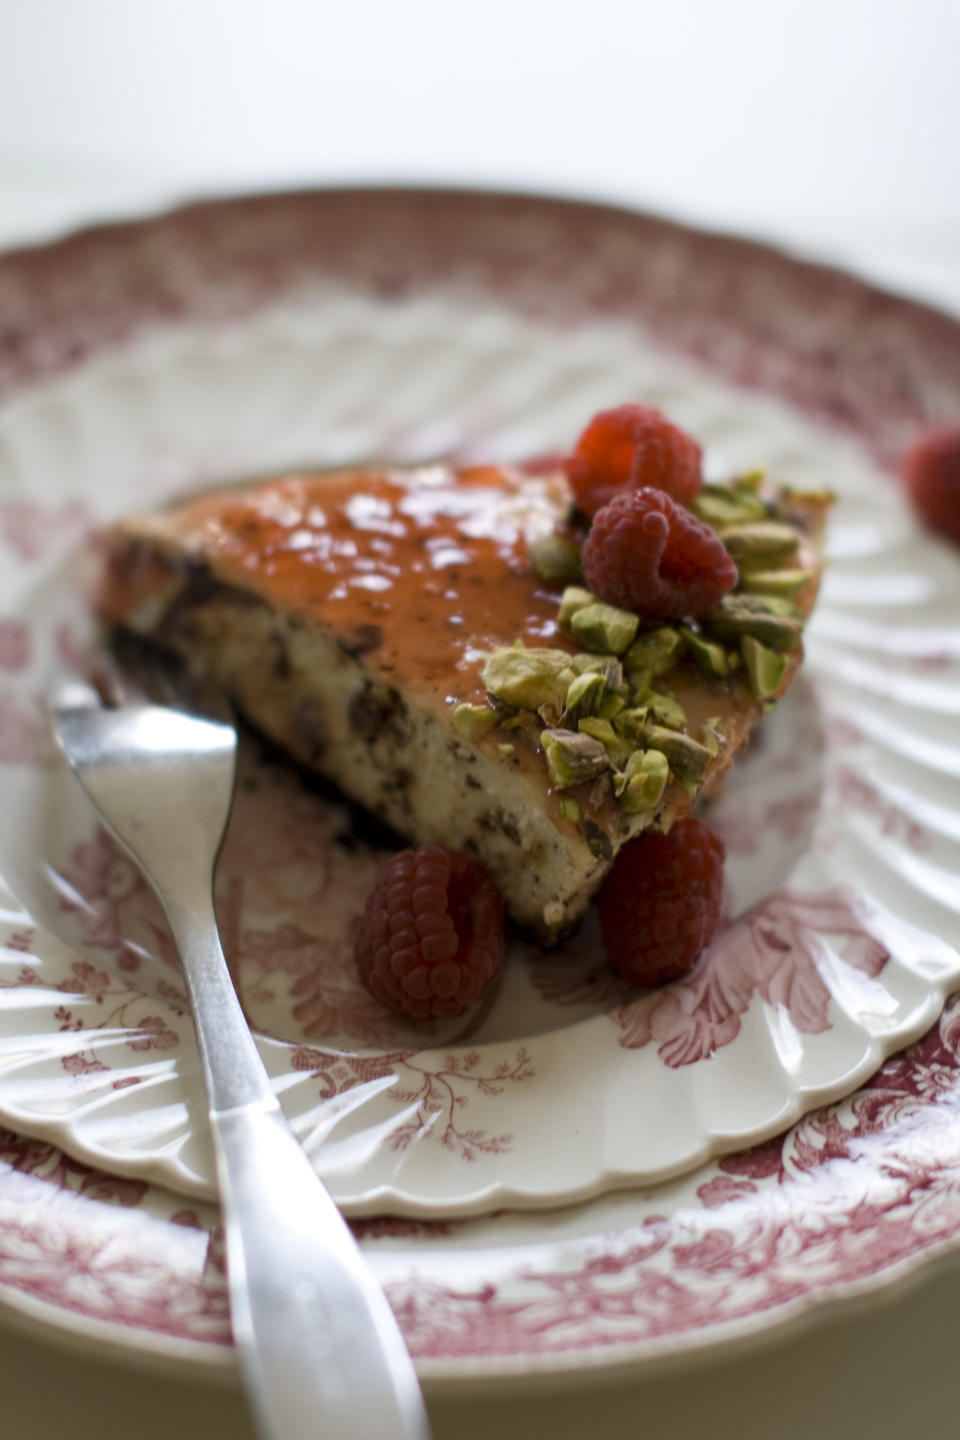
[582,487,737,621]
[901,423,960,547]
[355,844,504,1020]
[565,404,703,515]
[598,818,725,986]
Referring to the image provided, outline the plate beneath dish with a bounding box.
[0,187,959,1382]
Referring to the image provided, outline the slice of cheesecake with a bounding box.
[97,462,829,942]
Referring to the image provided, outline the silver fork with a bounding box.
[49,661,431,1440]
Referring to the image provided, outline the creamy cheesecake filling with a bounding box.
[97,464,827,940]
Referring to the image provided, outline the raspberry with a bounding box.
[565,404,703,515]
[355,844,505,1020]
[598,818,725,986]
[582,488,737,621]
[901,423,960,547]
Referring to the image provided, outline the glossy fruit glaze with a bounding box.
[144,465,571,707]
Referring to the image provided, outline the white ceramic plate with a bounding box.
[0,189,959,1385]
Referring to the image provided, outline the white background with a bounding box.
[0,2,959,1437]
[2,0,959,308]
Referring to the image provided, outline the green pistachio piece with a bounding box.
[541,728,610,788]
[619,748,670,814]
[570,602,639,655]
[612,706,649,743]
[778,484,837,506]
[501,710,541,733]
[560,670,606,726]
[701,716,723,757]
[739,568,814,598]
[558,797,581,822]
[578,716,633,766]
[558,586,596,630]
[483,646,575,711]
[732,468,765,493]
[623,625,684,681]
[740,635,789,699]
[750,594,800,617]
[527,533,584,585]
[570,653,624,689]
[701,595,803,652]
[691,490,768,529]
[721,521,800,570]
[682,626,730,677]
[642,725,712,785]
[598,691,627,721]
[578,716,617,744]
[498,742,516,757]
[632,688,687,730]
[452,703,499,742]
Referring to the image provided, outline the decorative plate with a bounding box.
[0,188,959,1385]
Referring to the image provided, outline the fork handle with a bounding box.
[163,895,431,1440]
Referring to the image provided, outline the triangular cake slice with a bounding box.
[97,461,829,942]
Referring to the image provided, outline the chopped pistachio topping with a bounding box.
[570,601,639,655]
[452,703,499,742]
[501,709,541,733]
[560,670,606,727]
[721,521,800,569]
[483,646,575,711]
[558,586,596,630]
[498,742,516,756]
[739,568,814,597]
[692,490,768,529]
[633,688,687,730]
[541,728,610,788]
[701,595,803,652]
[623,626,684,681]
[740,635,789,699]
[778,484,837,505]
[701,715,723,757]
[578,715,633,766]
[752,594,800,617]
[478,465,813,815]
[598,690,627,721]
[619,749,670,814]
[570,652,624,689]
[527,533,584,585]
[682,627,730,677]
[612,706,649,743]
[642,725,712,784]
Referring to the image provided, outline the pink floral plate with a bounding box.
[0,187,959,1387]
